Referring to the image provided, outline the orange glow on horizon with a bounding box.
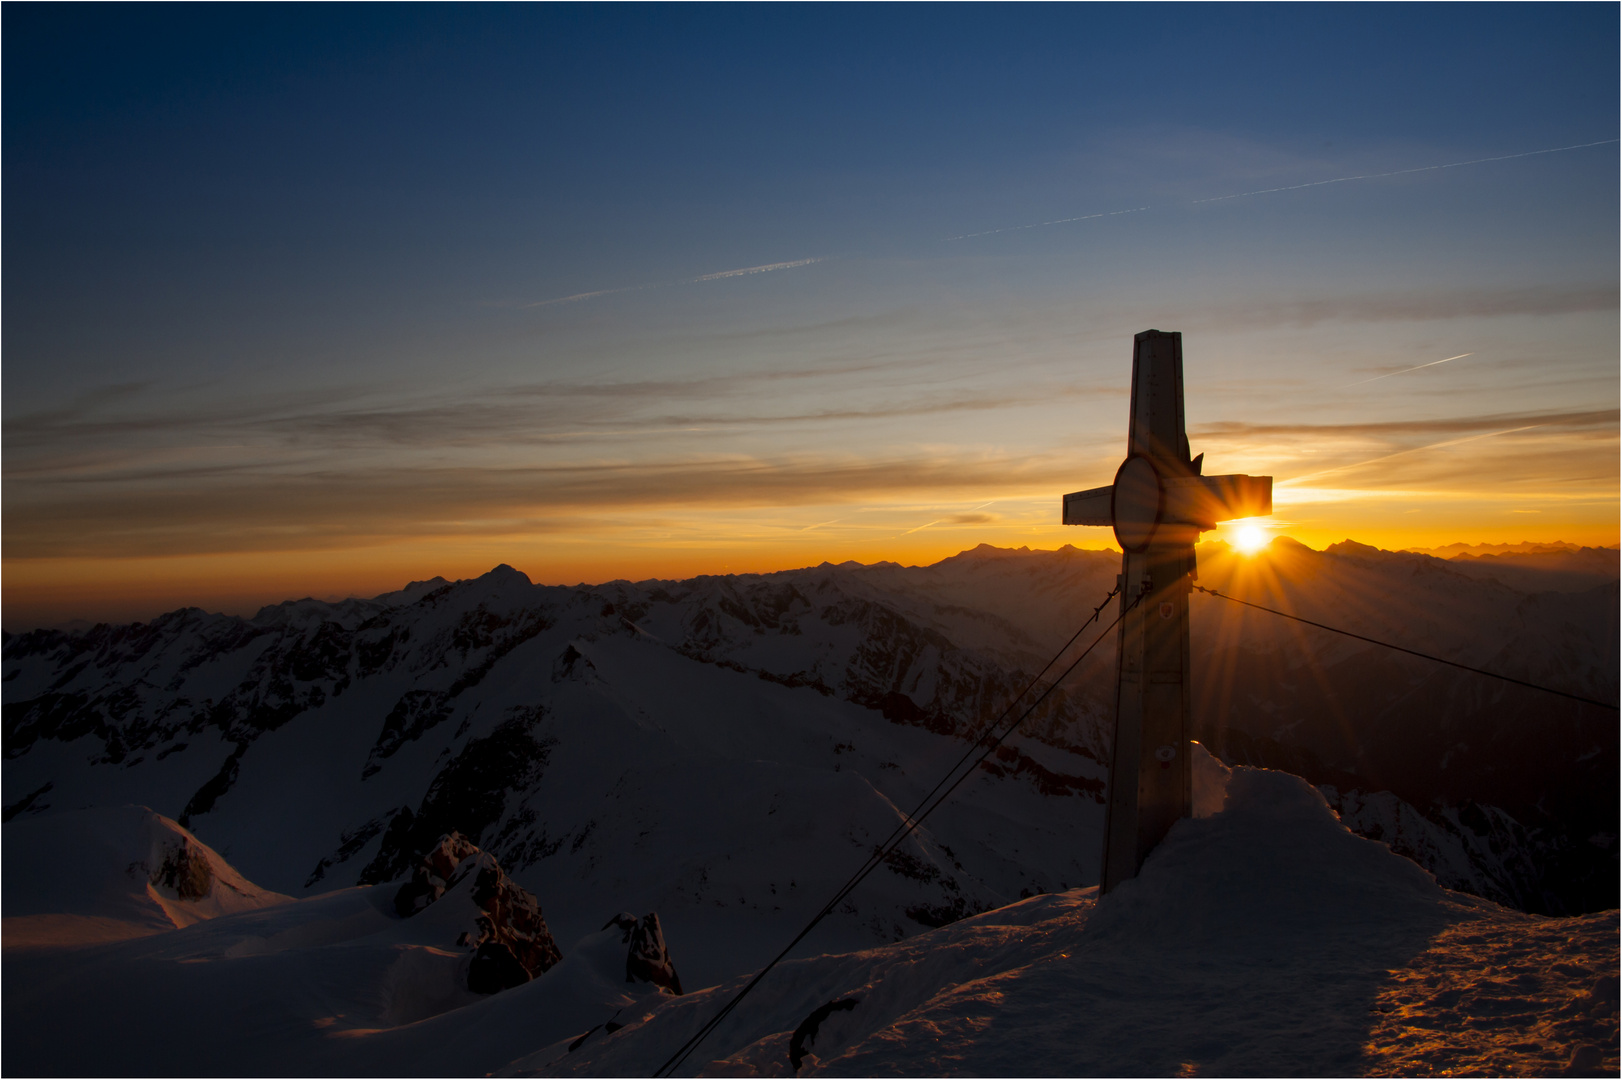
[4,505,1616,631]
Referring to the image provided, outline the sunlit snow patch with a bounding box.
[2,804,291,947]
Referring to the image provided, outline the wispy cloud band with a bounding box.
[2,451,1076,559]
[1195,407,1617,442]
[7,404,1612,560]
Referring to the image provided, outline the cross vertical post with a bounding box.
[1061,330,1272,893]
[1103,330,1198,893]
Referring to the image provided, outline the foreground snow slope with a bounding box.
[4,756,1614,1077]
[529,756,1619,1078]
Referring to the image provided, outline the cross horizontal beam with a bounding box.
[1062,473,1271,530]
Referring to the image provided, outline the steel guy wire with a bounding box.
[654,584,1134,1077]
[1191,584,1619,711]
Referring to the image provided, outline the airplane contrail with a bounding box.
[695,258,823,281]
[1345,353,1472,388]
[527,257,826,307]
[942,138,1616,242]
[533,140,1614,303]
[1193,138,1618,205]
[1278,423,1544,487]
[942,206,1149,242]
[527,287,635,307]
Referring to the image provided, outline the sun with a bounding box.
[1232,523,1270,554]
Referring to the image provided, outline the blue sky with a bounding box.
[4,4,1617,624]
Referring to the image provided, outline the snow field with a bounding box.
[3,757,1614,1076]
[527,756,1617,1077]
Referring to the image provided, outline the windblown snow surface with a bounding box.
[3,751,1615,1077]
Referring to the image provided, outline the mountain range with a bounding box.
[4,538,1616,1074]
[6,541,1615,946]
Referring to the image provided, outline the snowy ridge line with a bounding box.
[1191,584,1621,711]
[655,585,1132,1077]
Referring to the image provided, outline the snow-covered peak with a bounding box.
[2,805,290,946]
[1089,765,1444,949]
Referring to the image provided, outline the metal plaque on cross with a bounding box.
[1062,330,1272,893]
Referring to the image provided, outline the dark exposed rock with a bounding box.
[363,690,453,778]
[551,644,596,683]
[304,815,392,889]
[2,780,52,822]
[904,897,985,928]
[1319,785,1571,913]
[179,743,247,827]
[606,910,683,994]
[468,940,532,994]
[393,831,482,917]
[4,692,98,759]
[151,840,213,901]
[563,1018,623,1055]
[461,851,562,986]
[444,608,553,696]
[358,712,556,886]
[393,832,562,994]
[978,742,1104,799]
[790,997,859,1073]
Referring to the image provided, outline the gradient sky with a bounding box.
[5,4,1618,628]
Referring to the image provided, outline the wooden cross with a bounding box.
[1062,330,1272,893]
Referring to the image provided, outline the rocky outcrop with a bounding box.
[393,832,481,916]
[359,712,557,886]
[150,837,214,901]
[605,911,683,995]
[790,997,859,1073]
[1320,786,1547,911]
[459,851,563,993]
[394,832,563,994]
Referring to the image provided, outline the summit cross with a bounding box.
[1062,330,1272,893]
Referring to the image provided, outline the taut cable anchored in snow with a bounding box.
[653,585,1134,1077]
[1191,585,1619,711]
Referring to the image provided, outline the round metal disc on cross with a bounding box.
[1110,454,1162,552]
